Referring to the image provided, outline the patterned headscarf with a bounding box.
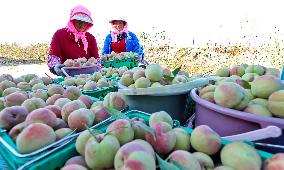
[66,5,93,53]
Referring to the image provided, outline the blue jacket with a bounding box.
[281,66,284,80]
[102,31,144,59]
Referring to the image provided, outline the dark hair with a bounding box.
[110,20,127,25]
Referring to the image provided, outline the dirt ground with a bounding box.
[0,57,59,78]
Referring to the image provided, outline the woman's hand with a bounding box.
[54,64,65,76]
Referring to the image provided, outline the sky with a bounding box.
[1,0,284,47]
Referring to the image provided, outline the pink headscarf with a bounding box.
[66,5,93,53]
[110,19,129,42]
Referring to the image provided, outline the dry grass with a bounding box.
[1,30,284,75]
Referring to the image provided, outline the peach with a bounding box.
[85,135,120,169]
[21,97,47,113]
[23,74,38,83]
[133,69,146,81]
[215,67,230,77]
[193,152,214,169]
[103,92,127,111]
[221,142,261,170]
[75,78,87,86]
[55,128,73,140]
[65,156,87,167]
[173,128,191,151]
[0,98,4,111]
[114,140,156,169]
[172,75,189,84]
[61,100,86,121]
[97,78,109,88]
[106,119,134,145]
[214,82,245,108]
[16,123,56,153]
[29,78,43,87]
[0,80,16,91]
[32,83,47,91]
[47,85,64,96]
[25,108,57,127]
[264,153,284,170]
[149,111,173,128]
[115,151,156,170]
[67,108,95,131]
[134,77,151,88]
[233,89,252,110]
[17,82,32,91]
[63,86,82,100]
[61,164,87,170]
[46,94,63,105]
[8,122,26,142]
[199,85,216,103]
[249,98,268,107]
[214,166,235,170]
[90,101,103,108]
[242,73,259,82]
[44,105,61,118]
[0,106,28,130]
[0,74,13,82]
[54,98,72,108]
[2,87,20,96]
[145,64,163,82]
[151,82,163,87]
[167,150,202,170]
[245,64,265,75]
[251,75,284,99]
[78,95,94,109]
[53,118,68,130]
[145,121,176,155]
[62,77,76,86]
[29,89,48,101]
[191,125,221,155]
[244,104,272,117]
[90,106,110,123]
[75,130,92,156]
[230,65,245,77]
[120,74,134,86]
[268,90,284,118]
[40,77,52,86]
[130,119,147,140]
[5,92,29,107]
[83,80,96,90]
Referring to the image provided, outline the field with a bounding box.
[0,31,284,77]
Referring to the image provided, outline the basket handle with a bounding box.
[61,67,70,77]
[222,125,282,142]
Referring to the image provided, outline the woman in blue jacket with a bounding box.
[102,17,147,64]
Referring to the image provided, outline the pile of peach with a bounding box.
[63,57,97,68]
[0,76,127,154]
[199,64,284,118]
[61,111,284,170]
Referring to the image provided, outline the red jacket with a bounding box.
[49,28,99,63]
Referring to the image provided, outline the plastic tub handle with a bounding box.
[61,67,69,77]
[222,125,282,142]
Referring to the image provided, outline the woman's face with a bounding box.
[73,20,89,32]
[111,20,125,32]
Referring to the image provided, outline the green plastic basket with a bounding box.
[0,127,77,170]
[102,57,138,69]
[82,86,118,100]
[15,110,274,170]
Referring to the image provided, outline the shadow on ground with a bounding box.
[0,57,45,66]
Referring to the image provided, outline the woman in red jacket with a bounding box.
[48,5,99,76]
